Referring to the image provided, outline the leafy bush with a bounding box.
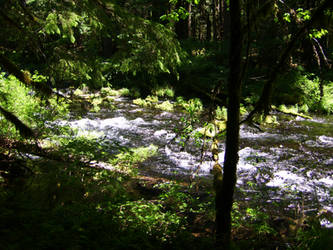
[321,82,333,114]
[133,98,149,107]
[215,106,227,120]
[153,86,175,98]
[298,74,321,111]
[156,101,174,111]
[100,86,119,97]
[274,70,333,113]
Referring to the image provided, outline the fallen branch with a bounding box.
[272,107,313,120]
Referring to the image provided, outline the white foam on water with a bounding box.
[132,117,145,125]
[318,135,333,147]
[304,135,333,148]
[266,170,310,192]
[154,130,168,137]
[320,219,333,228]
[318,177,333,187]
[100,117,132,129]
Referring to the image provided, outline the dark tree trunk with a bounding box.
[218,0,224,40]
[207,11,212,41]
[222,0,230,41]
[215,0,242,249]
[188,2,192,38]
[192,9,197,39]
[212,0,217,40]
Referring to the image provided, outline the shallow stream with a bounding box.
[64,97,333,227]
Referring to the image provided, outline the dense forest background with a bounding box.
[1,0,333,249]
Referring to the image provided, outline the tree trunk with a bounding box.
[188,2,192,38]
[212,0,217,40]
[207,10,212,41]
[218,0,224,40]
[215,0,242,249]
[222,0,230,41]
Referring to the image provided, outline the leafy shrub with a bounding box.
[177,98,203,114]
[153,86,175,98]
[146,95,159,103]
[274,70,333,113]
[298,75,321,111]
[321,82,333,114]
[133,98,149,107]
[156,101,174,111]
[100,86,119,97]
[215,106,227,120]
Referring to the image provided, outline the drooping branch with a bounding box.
[0,105,34,138]
[312,37,332,69]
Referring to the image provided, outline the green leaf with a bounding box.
[70,34,76,43]
[158,60,170,73]
[283,13,291,23]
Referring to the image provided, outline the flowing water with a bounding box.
[63,97,333,227]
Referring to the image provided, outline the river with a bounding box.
[63,97,333,228]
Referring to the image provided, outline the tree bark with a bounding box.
[218,0,224,40]
[188,2,192,38]
[212,0,217,40]
[206,9,212,41]
[215,0,242,249]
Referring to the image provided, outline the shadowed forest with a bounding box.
[1,0,333,249]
